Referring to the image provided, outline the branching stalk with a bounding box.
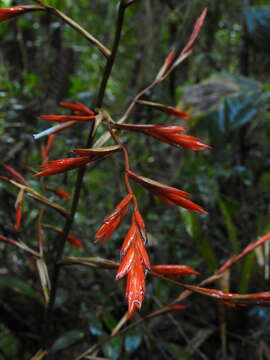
[41,0,129,352]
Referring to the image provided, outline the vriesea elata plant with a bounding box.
[1,2,270,359]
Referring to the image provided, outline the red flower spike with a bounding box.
[67,234,84,249]
[181,8,208,56]
[1,163,26,184]
[151,264,199,277]
[116,245,135,280]
[34,157,91,177]
[127,170,206,214]
[54,188,71,200]
[0,7,28,22]
[114,123,208,150]
[116,208,150,318]
[95,194,133,243]
[39,115,95,123]
[60,102,95,116]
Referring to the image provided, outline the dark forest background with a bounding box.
[1,0,270,359]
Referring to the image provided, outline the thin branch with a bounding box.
[0,177,70,219]
[32,0,110,58]
[41,0,129,351]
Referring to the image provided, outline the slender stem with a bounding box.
[41,0,128,352]
[95,1,127,107]
[107,124,133,195]
[121,82,156,122]
[32,0,110,58]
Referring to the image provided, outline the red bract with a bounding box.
[95,194,133,243]
[138,100,191,120]
[53,189,71,200]
[39,115,95,123]
[34,103,96,140]
[41,134,56,164]
[67,234,84,249]
[134,209,147,243]
[127,170,207,214]
[116,245,135,280]
[125,248,146,319]
[73,145,120,159]
[120,217,137,257]
[165,107,191,120]
[155,8,208,80]
[115,123,208,150]
[0,163,26,184]
[151,265,199,277]
[118,214,150,270]
[60,102,95,116]
[34,157,91,177]
[156,48,175,81]
[15,200,23,232]
[0,7,28,22]
[14,188,25,232]
[181,8,208,56]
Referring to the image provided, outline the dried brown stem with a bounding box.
[32,0,110,57]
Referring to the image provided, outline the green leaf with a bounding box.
[238,253,255,293]
[88,313,103,337]
[165,343,192,359]
[180,210,218,271]
[102,312,118,330]
[0,0,12,7]
[244,6,270,52]
[0,325,18,356]
[198,89,270,138]
[0,277,43,304]
[51,330,84,353]
[124,329,142,354]
[102,335,123,360]
[217,196,239,253]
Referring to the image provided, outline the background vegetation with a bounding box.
[1,0,270,359]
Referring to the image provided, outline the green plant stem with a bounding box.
[41,0,128,353]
